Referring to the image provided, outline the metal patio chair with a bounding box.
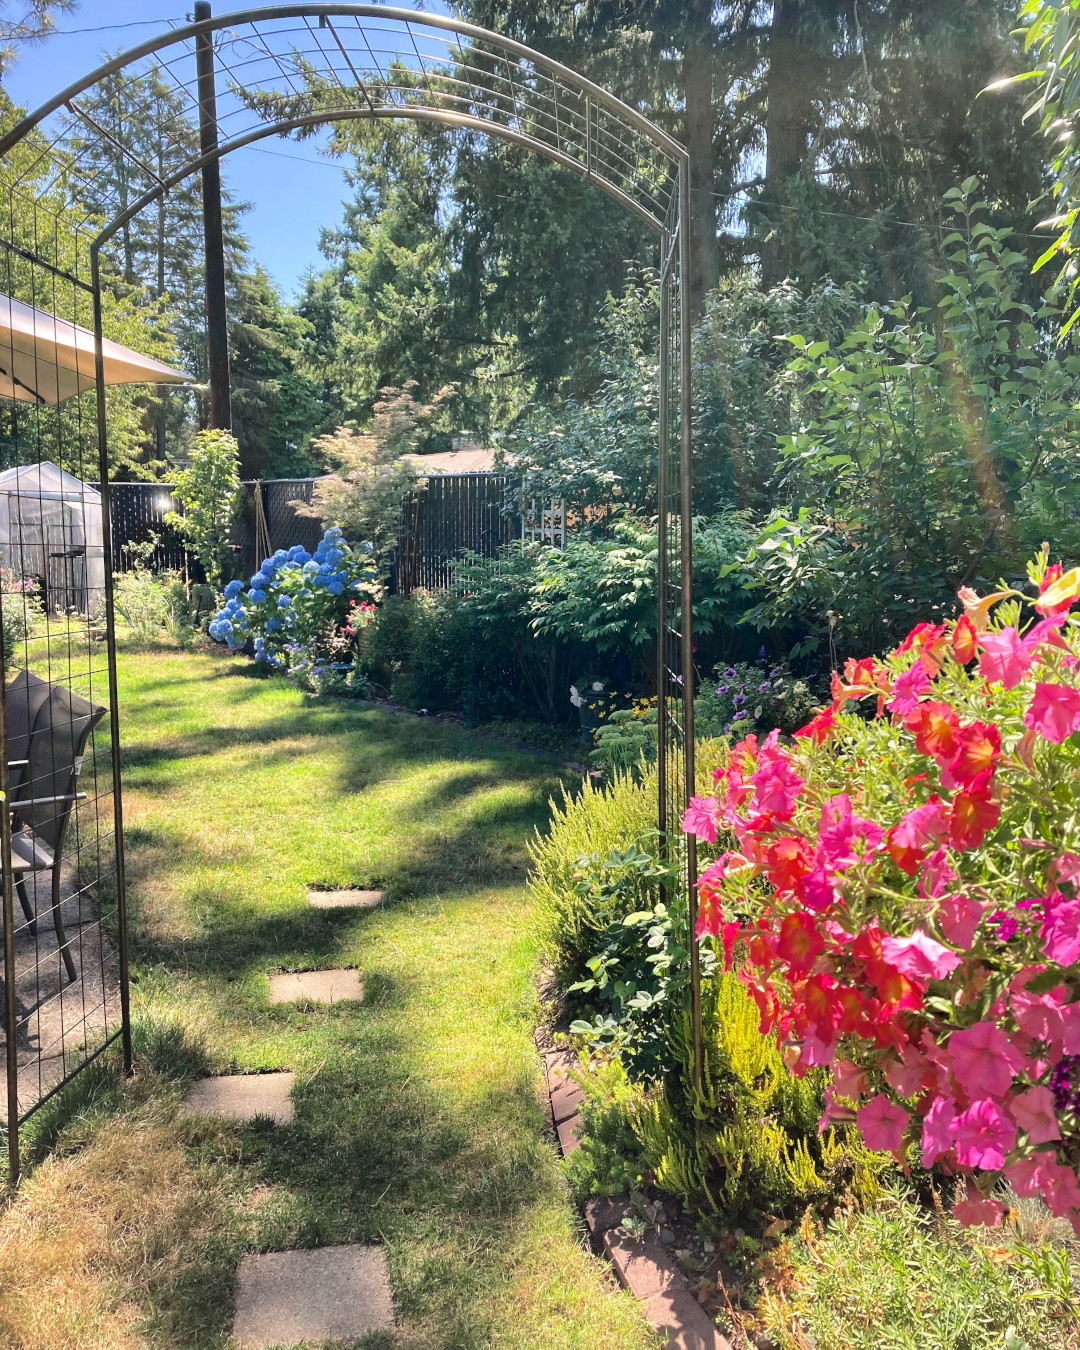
[4,669,105,984]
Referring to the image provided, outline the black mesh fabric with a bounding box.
[13,679,104,852]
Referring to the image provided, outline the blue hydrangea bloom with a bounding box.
[302,560,318,574]
[248,588,267,603]
[223,579,243,599]
[327,581,344,596]
[265,616,282,633]
[277,594,291,608]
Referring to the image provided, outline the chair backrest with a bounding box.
[4,668,52,800]
[14,678,105,852]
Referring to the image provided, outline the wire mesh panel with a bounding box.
[0,4,703,1160]
[0,220,130,1182]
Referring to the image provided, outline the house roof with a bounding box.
[402,448,508,475]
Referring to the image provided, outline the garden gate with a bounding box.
[0,4,702,1180]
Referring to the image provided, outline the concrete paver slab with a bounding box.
[183,1072,295,1125]
[267,968,364,1005]
[307,888,384,910]
[232,1244,393,1348]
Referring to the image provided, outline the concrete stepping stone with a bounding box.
[307,887,384,910]
[267,968,364,1005]
[182,1072,294,1125]
[232,1244,393,1349]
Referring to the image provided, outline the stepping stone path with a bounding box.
[182,1072,295,1125]
[267,968,364,1005]
[232,1245,393,1349]
[307,887,384,910]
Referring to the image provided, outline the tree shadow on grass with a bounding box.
[139,981,561,1350]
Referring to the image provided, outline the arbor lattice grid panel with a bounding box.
[0,4,699,1179]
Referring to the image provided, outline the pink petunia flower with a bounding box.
[682,795,719,842]
[1038,1158,1080,1220]
[856,1093,910,1155]
[921,1094,958,1168]
[953,1098,1016,1170]
[1041,892,1080,966]
[977,626,1034,690]
[886,662,932,714]
[1005,1153,1046,1197]
[1024,682,1080,744]
[1009,1086,1061,1144]
[803,865,839,913]
[880,929,963,982]
[832,1059,868,1102]
[749,755,804,820]
[937,894,984,948]
[948,1021,1026,1099]
[952,1187,1007,1228]
[918,846,957,900]
[887,800,950,875]
[884,1043,929,1099]
[817,794,886,868]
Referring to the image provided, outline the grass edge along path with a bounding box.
[0,643,657,1350]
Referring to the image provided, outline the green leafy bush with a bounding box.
[113,568,170,641]
[562,1054,648,1201]
[631,974,889,1231]
[1,568,44,663]
[694,660,819,740]
[751,182,1080,658]
[528,767,659,994]
[165,428,241,589]
[759,1185,1080,1350]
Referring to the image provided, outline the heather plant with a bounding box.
[683,547,1080,1230]
[631,973,889,1229]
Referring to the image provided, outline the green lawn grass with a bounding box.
[0,642,656,1350]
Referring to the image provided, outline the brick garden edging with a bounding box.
[542,1049,733,1350]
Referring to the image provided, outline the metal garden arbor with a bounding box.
[0,4,700,1183]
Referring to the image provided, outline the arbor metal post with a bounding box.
[679,158,702,1094]
[194,0,231,430]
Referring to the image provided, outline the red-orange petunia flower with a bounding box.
[903,700,961,762]
[949,770,1000,850]
[776,911,825,974]
[952,613,978,665]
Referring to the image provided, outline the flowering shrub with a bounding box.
[208,527,378,681]
[682,549,1080,1230]
[695,657,819,740]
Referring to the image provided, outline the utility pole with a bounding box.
[194,0,231,429]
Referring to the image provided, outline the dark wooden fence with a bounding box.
[392,473,520,595]
[104,479,324,583]
[106,473,557,593]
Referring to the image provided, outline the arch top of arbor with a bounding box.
[0,4,686,240]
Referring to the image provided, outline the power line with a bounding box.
[249,145,351,171]
[9,17,185,38]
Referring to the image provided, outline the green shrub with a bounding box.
[631,974,889,1232]
[759,1184,1080,1350]
[590,704,658,777]
[562,1054,648,1201]
[114,568,204,646]
[694,659,819,740]
[114,568,170,640]
[529,767,658,992]
[1,568,44,663]
[165,428,241,589]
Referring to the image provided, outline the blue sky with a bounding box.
[1,0,361,297]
